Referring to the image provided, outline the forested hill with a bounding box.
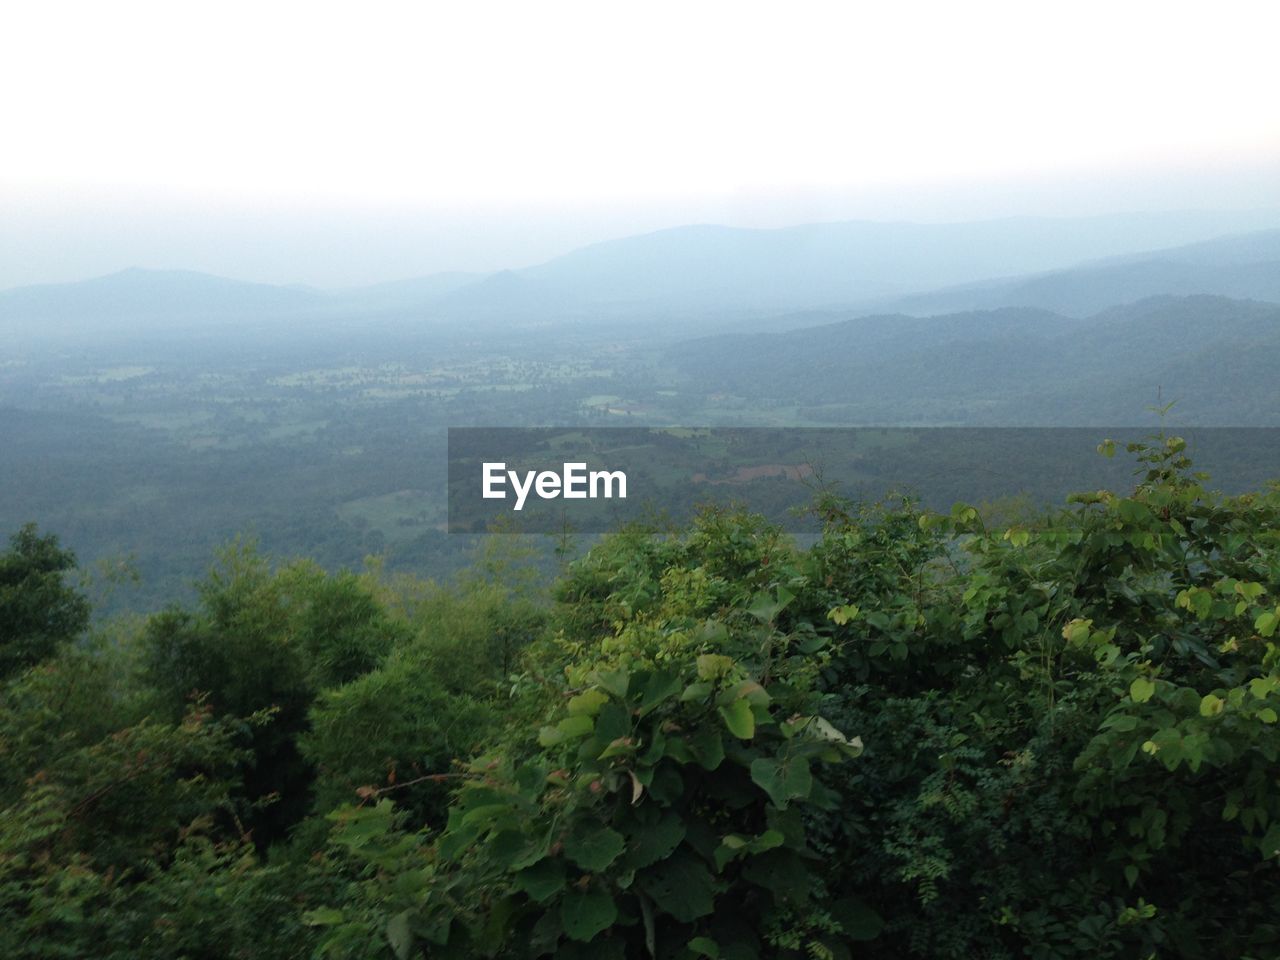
[669,295,1280,424]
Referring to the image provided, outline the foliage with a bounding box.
[140,543,414,844]
[0,524,90,680]
[804,435,1280,958]
[302,581,542,824]
[4,435,1280,958]
[313,510,863,959]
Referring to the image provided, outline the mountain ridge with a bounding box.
[4,213,1280,337]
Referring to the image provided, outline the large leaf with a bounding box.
[719,698,755,740]
[688,725,725,770]
[565,823,625,872]
[747,585,795,623]
[696,654,735,681]
[489,829,549,871]
[539,714,595,747]
[386,910,414,960]
[636,669,682,716]
[639,852,719,922]
[1129,677,1156,703]
[624,813,686,870]
[515,858,566,902]
[560,889,617,942]
[567,688,609,716]
[750,757,813,809]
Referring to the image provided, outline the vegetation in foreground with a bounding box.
[2,435,1279,959]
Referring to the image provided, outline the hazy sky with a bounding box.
[3,0,1279,287]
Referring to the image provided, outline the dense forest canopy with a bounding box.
[4,436,1279,958]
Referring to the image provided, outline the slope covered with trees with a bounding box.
[671,296,1280,424]
[3,436,1279,958]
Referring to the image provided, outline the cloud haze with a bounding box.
[2,0,1278,287]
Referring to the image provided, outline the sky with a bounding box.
[3,0,1279,288]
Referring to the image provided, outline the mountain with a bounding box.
[884,230,1280,317]
[667,295,1280,425]
[4,212,1280,337]
[0,267,324,338]
[512,212,1280,315]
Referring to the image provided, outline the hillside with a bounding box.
[0,268,324,333]
[501,212,1280,315]
[886,229,1280,317]
[6,214,1280,339]
[668,295,1280,424]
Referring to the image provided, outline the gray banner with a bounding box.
[447,427,1280,533]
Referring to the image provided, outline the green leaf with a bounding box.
[680,686,711,706]
[696,654,734,681]
[1260,824,1280,859]
[1105,714,1139,732]
[595,668,631,699]
[565,824,625,872]
[719,698,755,740]
[795,634,827,654]
[750,829,785,854]
[1249,676,1278,699]
[1256,611,1279,638]
[750,757,813,809]
[638,852,719,922]
[303,907,344,926]
[461,803,515,829]
[515,858,566,902]
[386,910,414,960]
[689,936,720,958]
[568,688,609,716]
[1199,693,1224,717]
[560,889,617,942]
[539,714,595,747]
[681,681,713,702]
[598,736,637,760]
[714,829,785,871]
[1130,677,1156,703]
[827,603,860,625]
[747,587,794,622]
[489,829,548,871]
[730,680,770,707]
[1062,618,1093,645]
[636,670,682,716]
[592,703,632,744]
[624,813,686,870]
[688,725,725,770]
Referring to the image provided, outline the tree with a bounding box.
[0,524,90,680]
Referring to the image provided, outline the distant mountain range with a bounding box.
[513,212,1280,314]
[879,229,1280,317]
[0,267,326,339]
[668,295,1280,425]
[3,211,1279,340]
